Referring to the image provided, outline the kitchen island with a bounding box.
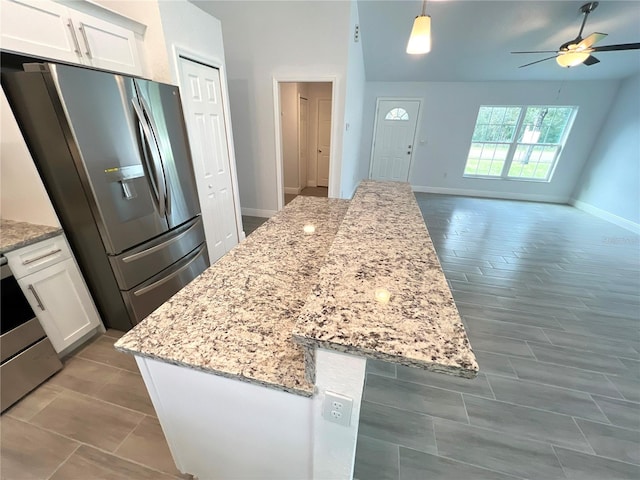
[116,181,477,479]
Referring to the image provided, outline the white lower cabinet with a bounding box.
[6,236,103,354]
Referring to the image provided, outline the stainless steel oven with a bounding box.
[1,255,62,412]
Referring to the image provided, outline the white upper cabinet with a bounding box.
[0,0,80,63]
[1,0,143,76]
[69,10,140,75]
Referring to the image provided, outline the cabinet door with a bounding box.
[18,258,102,353]
[72,11,142,76]
[0,0,81,63]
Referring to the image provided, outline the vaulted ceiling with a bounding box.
[357,0,640,82]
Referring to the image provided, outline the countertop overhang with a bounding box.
[293,181,478,378]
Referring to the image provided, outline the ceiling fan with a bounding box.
[512,2,640,68]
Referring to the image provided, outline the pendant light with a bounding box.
[407,0,431,54]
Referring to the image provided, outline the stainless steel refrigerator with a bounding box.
[2,63,210,331]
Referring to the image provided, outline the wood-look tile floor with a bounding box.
[241,215,268,236]
[0,330,191,480]
[285,186,329,205]
[354,193,640,480]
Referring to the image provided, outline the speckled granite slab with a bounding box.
[293,181,478,378]
[115,197,349,397]
[0,219,62,254]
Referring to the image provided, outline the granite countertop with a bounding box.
[292,181,478,378]
[116,197,350,397]
[0,218,62,254]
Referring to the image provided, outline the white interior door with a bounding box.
[179,57,238,263]
[370,99,420,182]
[316,98,331,188]
[298,96,308,190]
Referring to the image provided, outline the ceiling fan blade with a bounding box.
[592,42,640,52]
[583,55,600,66]
[511,50,559,54]
[518,55,558,68]
[578,32,607,49]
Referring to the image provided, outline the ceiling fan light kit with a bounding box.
[556,51,591,67]
[512,1,640,69]
[407,0,431,54]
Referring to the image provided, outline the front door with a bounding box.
[316,98,331,188]
[370,99,421,182]
[178,57,238,263]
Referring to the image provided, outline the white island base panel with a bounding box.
[135,348,366,479]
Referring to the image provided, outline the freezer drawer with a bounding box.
[109,216,206,291]
[122,243,209,323]
[1,337,62,412]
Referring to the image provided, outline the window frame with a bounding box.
[463,105,578,182]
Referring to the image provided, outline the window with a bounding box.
[385,107,409,121]
[464,105,577,181]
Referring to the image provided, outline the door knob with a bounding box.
[318,149,322,153]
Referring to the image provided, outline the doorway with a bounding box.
[369,98,421,182]
[276,80,333,209]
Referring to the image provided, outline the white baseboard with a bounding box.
[284,187,301,195]
[241,208,277,218]
[569,199,640,234]
[307,181,317,188]
[411,185,568,204]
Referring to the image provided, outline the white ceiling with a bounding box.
[357,0,640,81]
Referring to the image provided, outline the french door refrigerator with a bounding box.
[2,63,210,331]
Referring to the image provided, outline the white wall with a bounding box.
[281,83,299,193]
[0,89,60,227]
[571,73,640,232]
[361,80,619,203]
[196,0,351,214]
[340,0,367,199]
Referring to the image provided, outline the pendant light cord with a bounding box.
[421,0,427,16]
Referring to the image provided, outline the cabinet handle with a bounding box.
[28,284,45,311]
[22,249,62,265]
[78,24,92,58]
[67,20,82,56]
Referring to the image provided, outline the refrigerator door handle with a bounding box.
[138,95,172,216]
[131,97,166,217]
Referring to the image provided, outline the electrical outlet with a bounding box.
[323,392,353,427]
